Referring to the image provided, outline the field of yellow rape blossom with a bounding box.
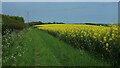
[34,24,120,66]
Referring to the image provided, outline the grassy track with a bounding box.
[3,28,111,66]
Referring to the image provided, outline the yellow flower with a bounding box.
[112,34,115,38]
[108,38,112,41]
[81,35,83,37]
[94,33,97,36]
[106,48,108,50]
[115,28,118,30]
[104,37,106,39]
[106,43,109,47]
[104,37,107,42]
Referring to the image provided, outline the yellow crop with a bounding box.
[34,24,119,52]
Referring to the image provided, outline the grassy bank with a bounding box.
[2,28,110,66]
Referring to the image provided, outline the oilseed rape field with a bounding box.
[34,24,120,66]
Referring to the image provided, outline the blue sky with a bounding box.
[2,0,120,2]
[3,2,118,23]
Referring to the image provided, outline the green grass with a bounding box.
[2,28,111,66]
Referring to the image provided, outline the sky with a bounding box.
[3,2,118,23]
[2,0,120,2]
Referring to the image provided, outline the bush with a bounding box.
[2,14,28,35]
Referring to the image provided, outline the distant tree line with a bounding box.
[85,23,109,26]
[47,22,64,24]
[29,21,64,26]
[28,21,44,26]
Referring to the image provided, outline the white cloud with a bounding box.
[2,0,120,2]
